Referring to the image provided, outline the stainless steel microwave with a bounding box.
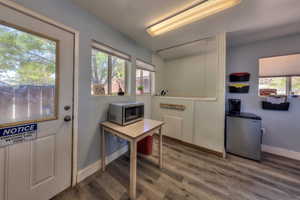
[108,102,144,126]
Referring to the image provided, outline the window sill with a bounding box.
[153,96,217,101]
[136,93,152,96]
[91,94,130,97]
[259,95,300,99]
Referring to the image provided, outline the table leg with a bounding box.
[159,127,163,169]
[101,127,106,171]
[130,140,137,200]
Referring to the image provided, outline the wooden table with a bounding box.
[100,119,164,200]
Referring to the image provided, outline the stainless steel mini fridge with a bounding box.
[226,112,262,161]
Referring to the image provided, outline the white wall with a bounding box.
[152,34,226,154]
[164,55,206,97]
[163,38,218,98]
[227,34,300,153]
[11,0,152,170]
[152,54,165,94]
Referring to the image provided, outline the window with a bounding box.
[291,76,300,95]
[259,54,300,96]
[136,59,155,95]
[111,56,126,94]
[91,42,130,96]
[259,77,287,96]
[91,49,108,95]
[136,69,151,94]
[0,23,57,125]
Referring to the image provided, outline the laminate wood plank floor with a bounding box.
[53,137,300,200]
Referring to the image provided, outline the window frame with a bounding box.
[136,67,153,95]
[259,75,300,97]
[91,44,129,96]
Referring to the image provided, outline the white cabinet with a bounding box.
[152,97,195,144]
[163,115,183,139]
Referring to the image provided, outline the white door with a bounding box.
[0,3,74,200]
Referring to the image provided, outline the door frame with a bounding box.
[0,0,80,187]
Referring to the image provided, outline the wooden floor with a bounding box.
[53,137,300,200]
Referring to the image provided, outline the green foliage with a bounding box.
[91,49,108,84]
[91,49,125,88]
[137,85,144,91]
[0,24,56,86]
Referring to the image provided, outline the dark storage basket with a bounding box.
[230,72,250,82]
[229,85,249,93]
[261,101,290,111]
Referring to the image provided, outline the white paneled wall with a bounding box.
[163,115,183,139]
[151,33,226,154]
[152,97,195,144]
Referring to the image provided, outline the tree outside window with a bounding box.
[91,47,127,96]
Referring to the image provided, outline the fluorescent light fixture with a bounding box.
[147,0,241,37]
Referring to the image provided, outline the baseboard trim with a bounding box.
[77,145,128,183]
[162,135,223,158]
[262,145,300,161]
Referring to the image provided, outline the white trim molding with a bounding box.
[262,145,300,161]
[77,145,128,183]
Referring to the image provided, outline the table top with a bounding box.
[101,119,164,139]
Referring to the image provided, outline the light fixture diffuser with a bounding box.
[147,0,241,37]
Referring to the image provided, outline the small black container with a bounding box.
[228,99,241,114]
[229,85,249,93]
[230,72,250,82]
[262,101,290,111]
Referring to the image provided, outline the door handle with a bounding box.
[64,115,72,122]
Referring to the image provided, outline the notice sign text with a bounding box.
[0,123,37,147]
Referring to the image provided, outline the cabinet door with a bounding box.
[163,115,183,140]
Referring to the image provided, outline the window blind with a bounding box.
[92,41,131,61]
[136,59,155,72]
[259,54,300,77]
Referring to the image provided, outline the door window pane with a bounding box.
[291,76,300,95]
[91,49,108,95]
[111,56,126,94]
[0,23,57,125]
[259,77,287,96]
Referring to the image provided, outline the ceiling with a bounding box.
[72,0,300,52]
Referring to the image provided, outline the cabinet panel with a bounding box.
[163,115,182,139]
